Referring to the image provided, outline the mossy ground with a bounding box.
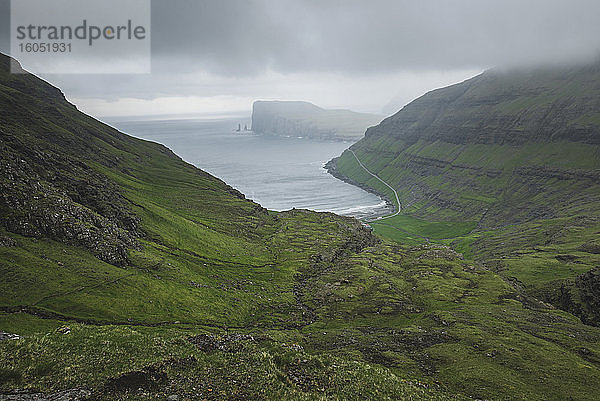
[329,129,600,400]
[3,220,600,400]
[0,318,466,401]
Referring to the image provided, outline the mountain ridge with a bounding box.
[366,62,600,145]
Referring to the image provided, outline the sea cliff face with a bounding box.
[251,100,382,141]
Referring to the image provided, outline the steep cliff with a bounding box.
[251,100,382,141]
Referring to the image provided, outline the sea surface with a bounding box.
[106,117,388,220]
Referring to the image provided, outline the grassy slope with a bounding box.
[1,55,600,400]
[330,63,600,325]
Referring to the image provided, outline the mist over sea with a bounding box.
[106,117,388,219]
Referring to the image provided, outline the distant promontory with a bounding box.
[251,100,382,141]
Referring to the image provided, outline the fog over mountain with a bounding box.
[1,0,599,116]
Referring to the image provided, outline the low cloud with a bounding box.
[3,0,599,116]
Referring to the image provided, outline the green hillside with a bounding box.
[328,62,600,328]
[2,54,600,400]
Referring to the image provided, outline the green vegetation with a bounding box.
[329,61,600,345]
[330,147,479,245]
[4,240,600,400]
[2,55,600,400]
[370,215,476,244]
[0,320,465,401]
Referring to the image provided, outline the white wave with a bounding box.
[332,200,388,215]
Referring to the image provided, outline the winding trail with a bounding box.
[348,149,477,244]
[348,149,401,221]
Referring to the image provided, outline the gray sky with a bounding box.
[2,0,600,117]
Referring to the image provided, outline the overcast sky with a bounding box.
[2,0,600,117]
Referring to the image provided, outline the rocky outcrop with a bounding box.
[0,332,21,342]
[251,100,382,141]
[0,55,145,266]
[544,267,600,327]
[0,129,140,267]
[576,267,600,326]
[579,240,600,254]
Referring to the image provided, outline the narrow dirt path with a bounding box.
[349,149,401,221]
[349,150,479,244]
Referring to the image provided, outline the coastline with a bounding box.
[254,130,363,143]
[324,156,395,220]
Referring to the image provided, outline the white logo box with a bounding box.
[10,0,151,74]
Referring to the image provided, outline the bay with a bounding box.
[106,117,388,220]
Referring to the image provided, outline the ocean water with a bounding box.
[106,117,388,220]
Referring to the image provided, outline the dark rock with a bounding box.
[578,240,600,254]
[575,267,600,326]
[555,254,579,263]
[103,367,167,392]
[56,326,71,335]
[0,140,139,266]
[544,267,600,327]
